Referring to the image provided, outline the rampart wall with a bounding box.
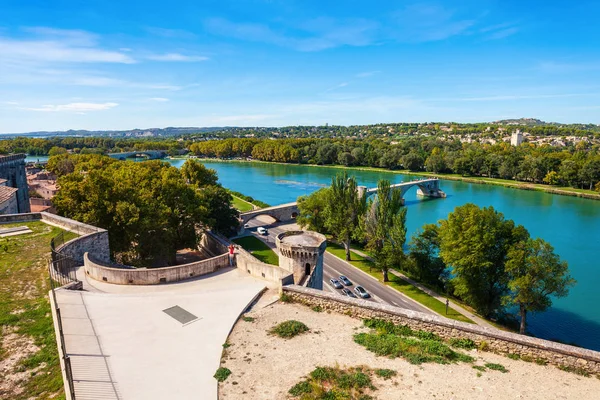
[282,285,600,375]
[83,252,229,285]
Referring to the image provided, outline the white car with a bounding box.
[257,227,268,235]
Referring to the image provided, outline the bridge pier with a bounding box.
[416,179,446,199]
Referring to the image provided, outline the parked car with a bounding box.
[257,227,268,235]
[329,279,343,289]
[341,288,356,298]
[354,286,370,298]
[339,275,352,286]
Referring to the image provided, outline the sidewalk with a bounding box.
[349,247,495,329]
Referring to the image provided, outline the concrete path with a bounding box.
[349,248,495,328]
[56,268,266,400]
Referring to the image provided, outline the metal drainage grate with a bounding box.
[162,305,199,325]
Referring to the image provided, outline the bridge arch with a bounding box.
[239,202,299,225]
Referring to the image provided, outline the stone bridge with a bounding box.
[108,150,168,160]
[358,178,445,205]
[239,202,299,225]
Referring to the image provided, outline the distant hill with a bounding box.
[494,118,552,126]
[1,127,228,138]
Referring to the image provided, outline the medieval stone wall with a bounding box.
[283,285,600,375]
[83,252,229,285]
[0,154,30,213]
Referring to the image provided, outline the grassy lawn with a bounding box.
[0,221,78,400]
[231,195,254,212]
[326,242,473,324]
[233,236,279,265]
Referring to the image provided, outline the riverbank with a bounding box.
[186,157,600,201]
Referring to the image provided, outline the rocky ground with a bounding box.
[219,301,600,400]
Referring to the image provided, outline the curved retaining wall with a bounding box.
[0,212,110,264]
[283,285,600,376]
[84,252,229,285]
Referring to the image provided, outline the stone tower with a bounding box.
[0,154,30,213]
[276,230,326,290]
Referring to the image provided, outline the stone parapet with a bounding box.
[283,285,600,375]
[0,212,110,264]
[84,252,229,285]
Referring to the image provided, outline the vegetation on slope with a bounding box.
[0,221,77,400]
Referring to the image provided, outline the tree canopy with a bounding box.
[53,156,238,266]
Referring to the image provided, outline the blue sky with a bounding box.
[1,0,599,133]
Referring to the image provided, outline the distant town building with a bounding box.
[0,154,30,214]
[511,130,523,146]
[27,172,58,200]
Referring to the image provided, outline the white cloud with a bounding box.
[149,97,170,102]
[204,17,378,52]
[147,53,208,62]
[391,4,475,42]
[23,102,119,112]
[0,36,135,64]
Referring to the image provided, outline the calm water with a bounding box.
[27,155,600,349]
[168,159,600,350]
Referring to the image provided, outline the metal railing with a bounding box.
[49,232,80,400]
[50,285,76,400]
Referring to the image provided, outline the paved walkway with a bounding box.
[349,248,495,328]
[56,268,266,400]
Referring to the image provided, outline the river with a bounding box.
[27,155,600,350]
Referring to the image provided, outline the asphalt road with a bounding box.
[243,219,432,314]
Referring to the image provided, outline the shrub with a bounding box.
[449,338,476,350]
[242,316,255,322]
[506,353,520,360]
[485,363,508,373]
[375,369,397,380]
[288,381,312,396]
[289,366,377,399]
[354,333,474,365]
[311,305,323,312]
[214,367,231,382]
[222,342,231,348]
[280,292,294,303]
[535,358,547,365]
[270,320,309,338]
[520,355,533,362]
[478,341,489,352]
[472,365,486,372]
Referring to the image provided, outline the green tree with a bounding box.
[48,146,68,156]
[325,172,366,261]
[53,158,234,266]
[578,159,600,190]
[425,149,446,173]
[402,152,424,172]
[181,159,218,187]
[505,238,575,334]
[297,188,330,233]
[364,180,407,282]
[407,224,446,286]
[196,185,239,235]
[543,170,560,185]
[437,204,529,317]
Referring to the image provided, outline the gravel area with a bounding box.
[219,301,600,400]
